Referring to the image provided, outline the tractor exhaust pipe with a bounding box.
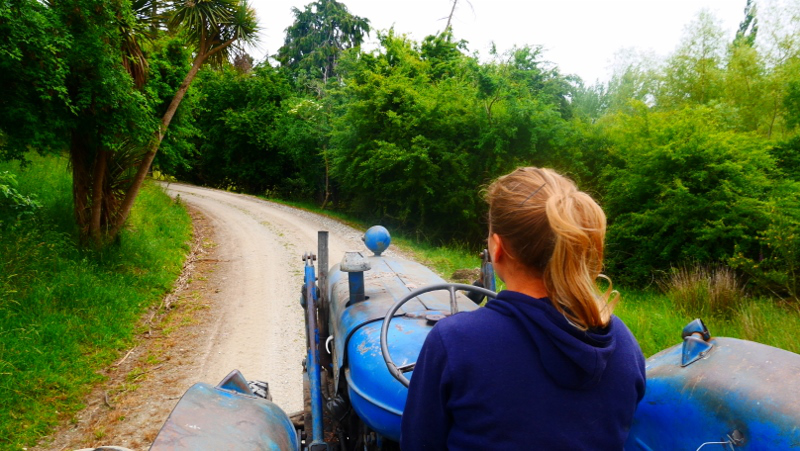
[341,251,371,304]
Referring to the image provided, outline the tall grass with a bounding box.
[657,265,745,317]
[616,289,800,357]
[0,154,192,449]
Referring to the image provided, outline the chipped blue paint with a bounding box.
[325,253,477,441]
[304,260,325,445]
[626,337,800,450]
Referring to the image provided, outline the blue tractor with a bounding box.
[149,226,800,450]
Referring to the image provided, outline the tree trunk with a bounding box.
[321,146,330,210]
[70,132,92,240]
[89,149,108,244]
[445,0,458,32]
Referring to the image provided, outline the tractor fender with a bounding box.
[150,370,299,450]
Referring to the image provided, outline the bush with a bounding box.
[730,202,800,302]
[601,105,780,286]
[0,170,42,228]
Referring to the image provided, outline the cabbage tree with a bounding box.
[112,0,258,237]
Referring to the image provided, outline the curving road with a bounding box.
[164,183,375,413]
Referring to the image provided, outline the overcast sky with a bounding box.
[246,0,752,83]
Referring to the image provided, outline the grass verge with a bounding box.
[0,154,192,449]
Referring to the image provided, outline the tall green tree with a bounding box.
[1,0,158,242]
[276,0,370,81]
[111,0,258,238]
[329,32,570,242]
[604,49,659,114]
[0,0,257,244]
[723,39,770,134]
[658,10,726,108]
[733,0,759,48]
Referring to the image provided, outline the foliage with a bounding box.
[111,0,260,240]
[276,0,370,81]
[0,171,42,228]
[0,0,71,160]
[0,0,161,243]
[730,200,800,301]
[0,154,192,449]
[733,0,759,48]
[180,65,322,198]
[170,0,259,64]
[770,135,800,180]
[146,36,202,175]
[601,105,780,285]
[786,67,800,130]
[657,11,726,108]
[329,32,570,242]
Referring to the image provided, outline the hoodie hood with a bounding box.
[485,290,617,390]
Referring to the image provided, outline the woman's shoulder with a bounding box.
[433,305,508,342]
[609,315,640,344]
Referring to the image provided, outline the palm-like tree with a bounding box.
[111,0,258,237]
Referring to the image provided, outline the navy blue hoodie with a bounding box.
[400,290,646,450]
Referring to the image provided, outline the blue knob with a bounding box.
[364,226,391,256]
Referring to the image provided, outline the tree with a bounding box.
[111,0,258,238]
[276,0,370,82]
[329,32,570,242]
[147,35,203,176]
[604,49,659,113]
[0,0,257,244]
[733,0,759,48]
[658,10,726,108]
[0,0,159,243]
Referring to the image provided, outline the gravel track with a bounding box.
[163,183,381,412]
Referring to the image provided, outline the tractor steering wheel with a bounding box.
[380,283,497,387]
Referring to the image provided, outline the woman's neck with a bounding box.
[502,272,548,299]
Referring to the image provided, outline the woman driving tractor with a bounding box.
[401,167,646,450]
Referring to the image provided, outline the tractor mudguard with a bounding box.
[626,337,800,450]
[150,370,299,450]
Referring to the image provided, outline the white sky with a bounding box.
[247,0,749,83]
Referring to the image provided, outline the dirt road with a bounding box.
[164,183,368,412]
[36,184,380,450]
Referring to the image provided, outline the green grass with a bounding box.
[0,154,192,449]
[616,290,800,357]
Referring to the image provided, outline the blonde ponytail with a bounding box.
[486,167,617,330]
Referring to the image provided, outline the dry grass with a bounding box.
[659,264,746,317]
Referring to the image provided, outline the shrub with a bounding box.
[601,105,780,286]
[0,171,42,228]
[730,203,800,302]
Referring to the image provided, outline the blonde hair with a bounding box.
[486,167,617,330]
